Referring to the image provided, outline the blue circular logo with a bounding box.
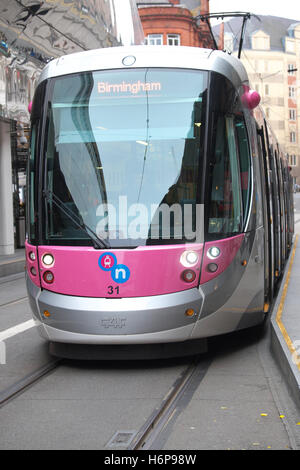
[98,252,117,271]
[111,264,131,284]
[98,253,130,284]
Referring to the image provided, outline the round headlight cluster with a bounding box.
[206,246,221,275]
[41,253,55,284]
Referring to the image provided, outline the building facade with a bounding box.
[137,0,215,48]
[0,0,144,255]
[215,15,300,186]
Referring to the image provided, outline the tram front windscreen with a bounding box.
[42,68,208,247]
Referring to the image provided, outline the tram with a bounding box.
[25,46,294,358]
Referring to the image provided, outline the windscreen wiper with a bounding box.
[43,189,110,249]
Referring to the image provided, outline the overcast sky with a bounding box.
[209,0,300,22]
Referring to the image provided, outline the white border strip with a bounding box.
[0,320,35,342]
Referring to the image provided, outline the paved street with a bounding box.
[1,228,300,450]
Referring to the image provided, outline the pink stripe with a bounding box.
[26,235,245,297]
[35,243,204,297]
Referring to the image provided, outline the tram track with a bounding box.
[0,358,62,408]
[0,297,28,309]
[128,356,211,450]
[0,348,211,450]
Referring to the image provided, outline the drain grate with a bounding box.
[106,430,136,448]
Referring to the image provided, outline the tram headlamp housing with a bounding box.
[43,271,54,284]
[207,247,221,259]
[181,269,196,283]
[29,251,36,261]
[42,253,54,266]
[207,263,218,273]
[180,250,199,267]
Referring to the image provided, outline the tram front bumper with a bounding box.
[26,275,204,345]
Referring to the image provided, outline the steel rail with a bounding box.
[0,297,28,308]
[0,358,62,408]
[128,358,211,450]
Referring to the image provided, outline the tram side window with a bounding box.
[27,81,46,243]
[44,107,83,239]
[208,115,243,236]
[27,124,37,241]
[234,117,251,221]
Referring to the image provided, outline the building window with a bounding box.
[290,132,297,143]
[286,39,295,53]
[265,84,269,96]
[290,154,297,166]
[251,32,270,50]
[266,108,270,118]
[145,34,163,46]
[167,34,180,46]
[289,109,296,120]
[288,64,297,75]
[289,87,296,98]
[224,32,234,53]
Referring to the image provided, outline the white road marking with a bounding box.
[0,320,35,342]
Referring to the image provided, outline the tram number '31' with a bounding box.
[107,285,120,295]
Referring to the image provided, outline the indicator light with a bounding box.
[30,267,37,276]
[29,251,36,261]
[180,251,199,267]
[182,269,196,283]
[42,253,54,266]
[207,247,221,259]
[43,271,54,284]
[185,308,195,317]
[263,303,269,313]
[43,310,51,318]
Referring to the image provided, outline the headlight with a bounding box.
[28,251,36,261]
[207,247,221,259]
[180,250,199,267]
[42,253,54,266]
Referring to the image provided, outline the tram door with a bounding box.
[276,151,286,265]
[269,147,281,281]
[257,125,274,304]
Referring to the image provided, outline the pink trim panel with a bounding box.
[37,244,204,298]
[27,235,245,297]
[200,234,245,285]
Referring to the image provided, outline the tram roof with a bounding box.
[38,45,249,89]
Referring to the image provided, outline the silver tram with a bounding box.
[25,46,294,358]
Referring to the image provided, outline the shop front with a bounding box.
[0,0,144,254]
